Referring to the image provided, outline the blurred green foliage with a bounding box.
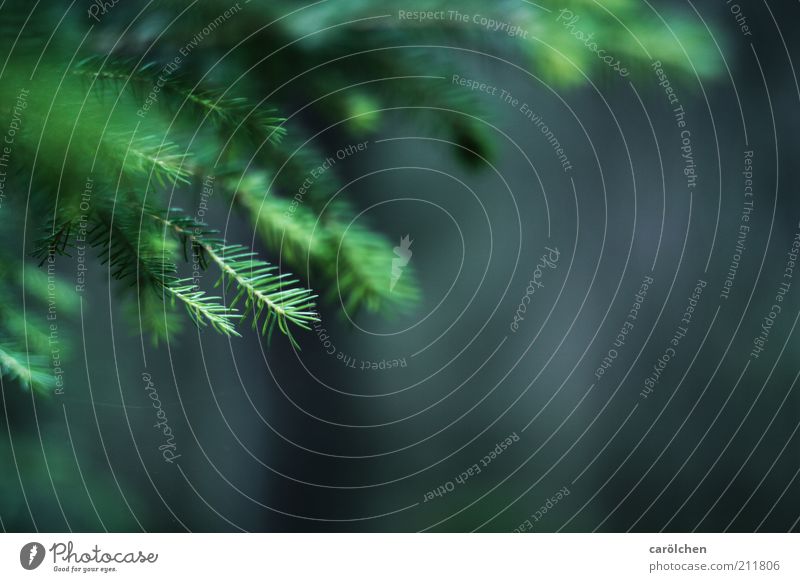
[0,0,719,392]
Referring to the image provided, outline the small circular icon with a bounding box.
[20,542,45,570]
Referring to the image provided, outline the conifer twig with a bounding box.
[149,210,318,345]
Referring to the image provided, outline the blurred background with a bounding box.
[1,0,799,532]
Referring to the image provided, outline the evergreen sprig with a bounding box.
[163,279,241,337]
[88,206,240,335]
[151,210,319,344]
[230,173,418,314]
[73,56,287,146]
[0,0,720,392]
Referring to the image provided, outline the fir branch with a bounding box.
[73,56,287,145]
[88,206,240,336]
[164,279,241,337]
[150,210,319,344]
[229,173,419,314]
